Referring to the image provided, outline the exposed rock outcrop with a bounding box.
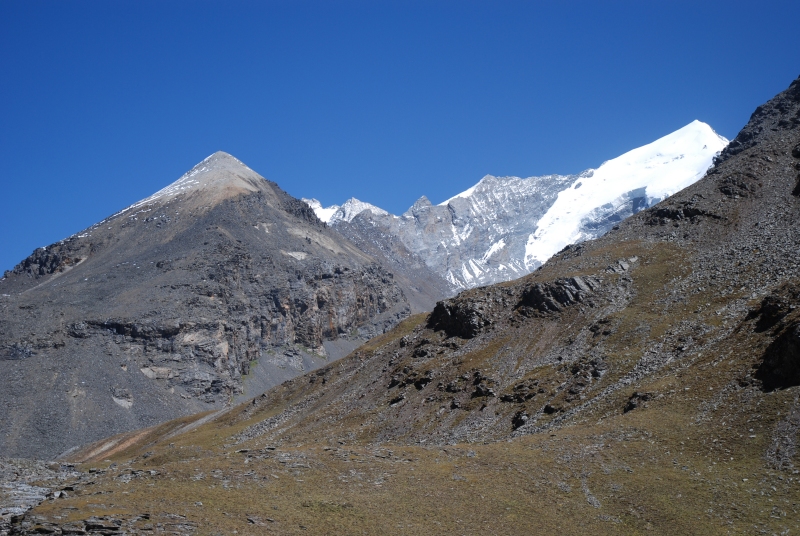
[518,276,601,315]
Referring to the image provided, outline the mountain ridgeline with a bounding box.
[307,120,729,290]
[0,112,733,461]
[6,76,798,536]
[0,153,451,459]
[219,79,800,448]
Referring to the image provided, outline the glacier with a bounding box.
[524,120,728,268]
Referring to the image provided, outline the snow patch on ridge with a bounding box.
[439,179,484,205]
[482,239,506,261]
[303,198,340,223]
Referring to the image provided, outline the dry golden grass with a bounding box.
[32,385,798,535]
[26,219,800,535]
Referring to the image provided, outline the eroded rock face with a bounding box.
[758,322,800,390]
[0,152,417,459]
[647,200,723,224]
[426,275,602,339]
[749,283,800,332]
[426,283,519,339]
[428,300,492,339]
[330,215,456,313]
[6,248,84,279]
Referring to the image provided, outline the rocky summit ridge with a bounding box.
[114,151,262,213]
[0,152,450,460]
[308,120,728,290]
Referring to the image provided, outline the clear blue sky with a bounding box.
[1,1,798,273]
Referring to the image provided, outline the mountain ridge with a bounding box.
[307,120,728,289]
[0,152,450,459]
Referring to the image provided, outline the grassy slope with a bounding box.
[25,287,800,534]
[27,389,798,535]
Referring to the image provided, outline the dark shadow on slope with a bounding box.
[756,319,800,391]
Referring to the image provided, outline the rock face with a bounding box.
[309,121,728,289]
[752,283,800,390]
[0,152,435,459]
[330,213,456,314]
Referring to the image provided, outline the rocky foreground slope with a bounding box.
[0,152,451,460]
[6,77,798,535]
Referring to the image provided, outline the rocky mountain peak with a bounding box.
[332,198,389,224]
[191,151,257,180]
[0,151,428,459]
[403,195,433,217]
[112,151,265,219]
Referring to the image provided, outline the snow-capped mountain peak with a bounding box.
[303,197,388,224]
[523,120,728,268]
[306,120,728,290]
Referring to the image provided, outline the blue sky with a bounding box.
[1,1,798,273]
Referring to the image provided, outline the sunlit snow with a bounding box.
[482,238,506,261]
[303,197,388,224]
[303,198,340,223]
[523,120,728,268]
[304,121,726,289]
[439,181,481,205]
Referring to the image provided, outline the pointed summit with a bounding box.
[403,195,432,218]
[113,152,266,219]
[190,151,255,177]
[0,147,427,459]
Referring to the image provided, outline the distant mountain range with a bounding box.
[305,120,728,289]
